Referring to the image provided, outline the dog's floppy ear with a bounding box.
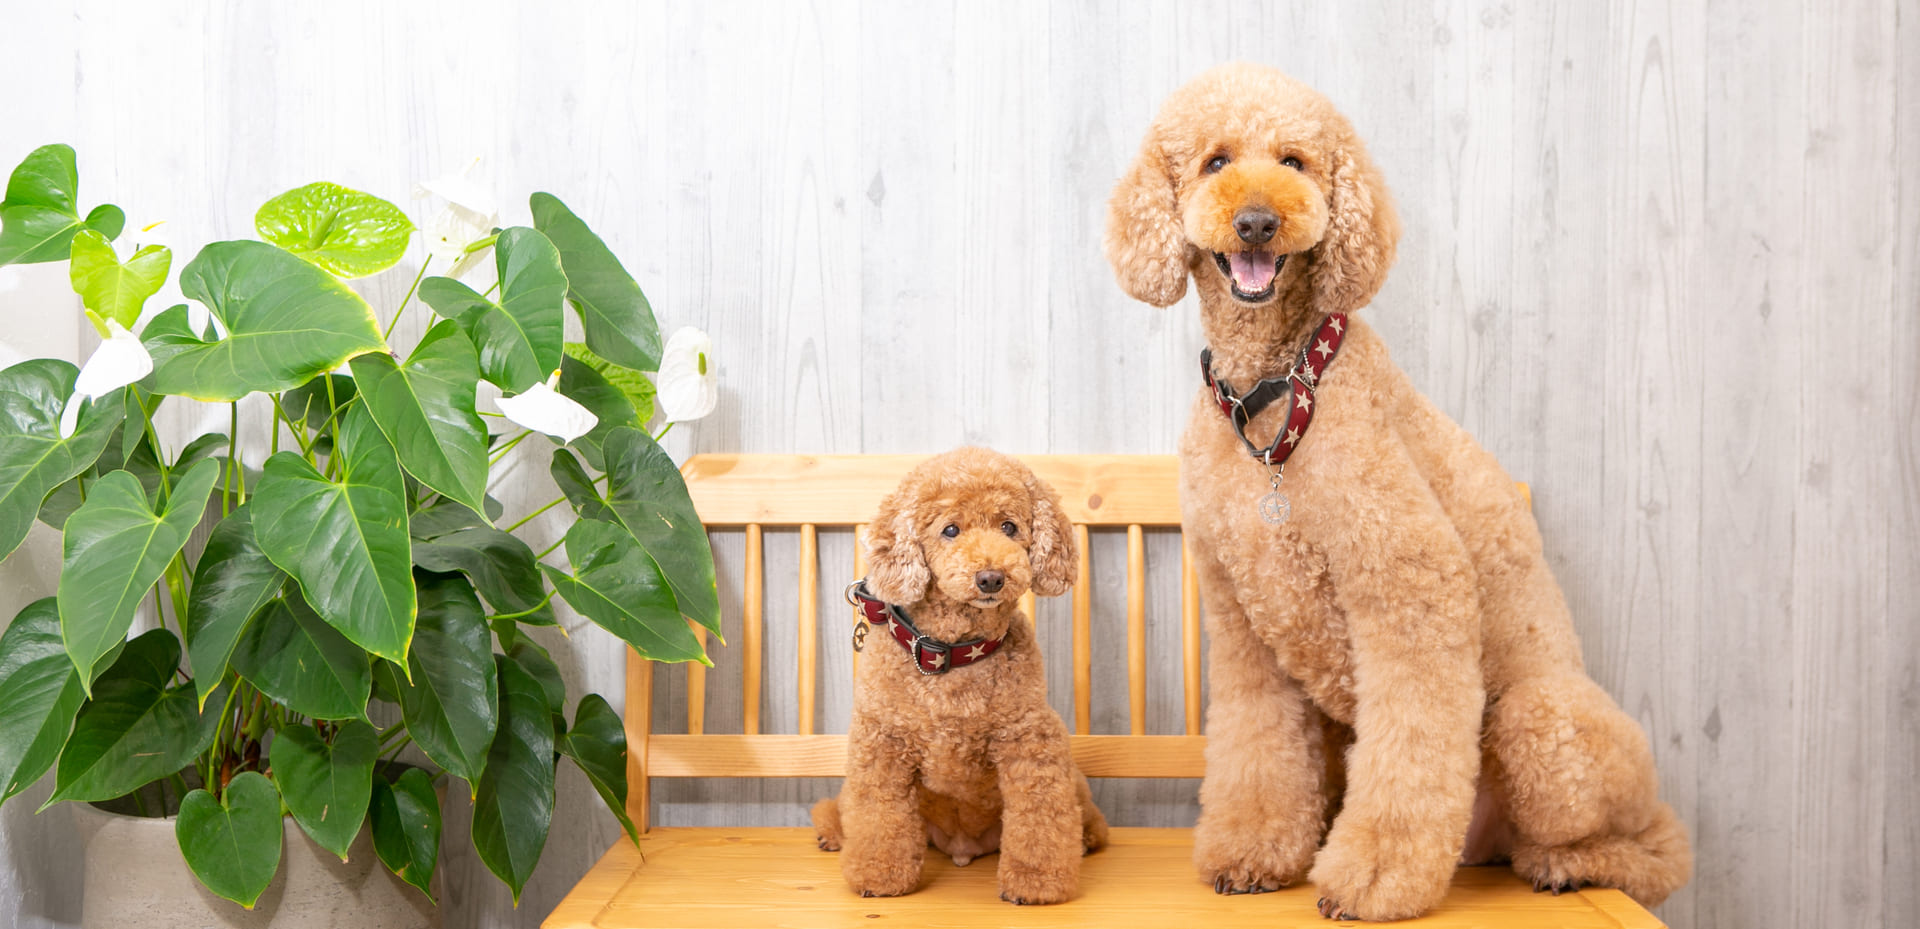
[1104,131,1191,307]
[1021,469,1078,598]
[864,485,929,605]
[1311,135,1401,315]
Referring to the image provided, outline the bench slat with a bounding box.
[542,828,1665,929]
[647,734,1207,779]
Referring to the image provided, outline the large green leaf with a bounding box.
[531,193,662,372]
[559,693,636,845]
[229,596,371,722]
[142,241,387,401]
[0,359,124,561]
[471,656,554,904]
[602,428,721,636]
[279,372,357,432]
[549,448,613,523]
[0,143,124,266]
[254,182,414,279]
[252,405,414,663]
[0,599,84,801]
[369,766,440,901]
[176,771,283,908]
[545,518,706,664]
[269,721,376,859]
[184,505,286,708]
[350,321,489,518]
[506,637,566,719]
[68,229,170,332]
[564,342,654,423]
[418,226,566,392]
[49,630,223,804]
[392,572,497,783]
[58,457,219,689]
[556,352,640,471]
[412,522,554,626]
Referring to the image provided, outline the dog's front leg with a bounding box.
[1191,581,1329,893]
[1308,475,1485,921]
[989,720,1082,905]
[839,719,924,897]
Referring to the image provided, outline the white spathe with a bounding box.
[657,326,717,423]
[415,158,498,280]
[60,320,152,437]
[496,370,597,442]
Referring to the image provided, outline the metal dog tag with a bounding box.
[1258,464,1290,524]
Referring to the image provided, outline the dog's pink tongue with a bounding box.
[1229,250,1277,292]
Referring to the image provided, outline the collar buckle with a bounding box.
[911,636,952,675]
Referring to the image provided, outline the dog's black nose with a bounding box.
[1233,207,1279,245]
[974,571,1005,595]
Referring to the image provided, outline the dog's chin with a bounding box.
[969,596,1002,609]
[1212,249,1289,303]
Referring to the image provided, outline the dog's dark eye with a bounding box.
[1204,154,1229,174]
[941,524,959,539]
[1001,521,1018,537]
[1282,156,1303,170]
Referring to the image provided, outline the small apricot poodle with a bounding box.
[1105,63,1691,920]
[811,448,1108,904]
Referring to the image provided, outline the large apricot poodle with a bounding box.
[812,448,1108,904]
[1105,63,1690,920]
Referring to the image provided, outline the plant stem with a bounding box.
[383,255,434,342]
[141,409,173,499]
[653,421,675,442]
[505,495,567,532]
[224,401,244,514]
[537,536,565,560]
[489,429,532,465]
[270,394,313,457]
[487,589,556,622]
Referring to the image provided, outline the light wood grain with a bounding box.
[796,524,818,737]
[647,735,1206,779]
[743,525,764,736]
[1181,537,1202,735]
[1126,524,1148,736]
[1072,524,1093,736]
[542,829,1664,929]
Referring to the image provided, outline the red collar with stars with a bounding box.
[1201,313,1348,466]
[846,580,1003,675]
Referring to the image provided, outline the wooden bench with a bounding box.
[543,454,1661,929]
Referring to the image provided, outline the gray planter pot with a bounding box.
[70,801,441,929]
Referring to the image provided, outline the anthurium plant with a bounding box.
[0,144,722,907]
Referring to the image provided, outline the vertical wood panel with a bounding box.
[797,524,819,736]
[743,525,764,735]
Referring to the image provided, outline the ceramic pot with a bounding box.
[69,800,441,929]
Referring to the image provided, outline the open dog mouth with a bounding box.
[1213,250,1288,302]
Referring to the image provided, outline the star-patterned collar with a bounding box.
[845,580,1006,675]
[1201,313,1349,466]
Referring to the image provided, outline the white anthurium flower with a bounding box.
[414,158,499,280]
[60,320,153,437]
[657,327,718,423]
[496,370,598,442]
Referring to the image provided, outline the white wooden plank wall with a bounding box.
[0,2,1913,928]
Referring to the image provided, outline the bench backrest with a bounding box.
[623,454,1202,831]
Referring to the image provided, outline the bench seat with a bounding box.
[544,827,1661,929]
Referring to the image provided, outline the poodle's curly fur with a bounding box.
[1105,63,1691,920]
[811,448,1108,904]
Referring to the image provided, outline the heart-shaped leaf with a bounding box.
[506,638,566,719]
[255,182,414,279]
[0,599,85,801]
[549,448,614,523]
[279,372,357,432]
[142,241,386,401]
[176,771,283,908]
[391,572,496,783]
[564,342,655,424]
[602,428,721,637]
[184,505,287,708]
[556,352,640,471]
[370,766,440,901]
[68,229,170,333]
[49,630,224,804]
[252,404,414,664]
[559,693,636,845]
[58,457,220,689]
[0,359,125,561]
[351,321,489,518]
[0,143,124,266]
[531,193,661,372]
[471,656,554,904]
[418,226,566,392]
[269,721,376,859]
[229,595,371,722]
[412,522,553,625]
[544,518,707,664]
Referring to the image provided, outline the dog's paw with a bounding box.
[842,849,921,898]
[998,864,1076,905]
[1193,818,1313,894]
[1308,818,1455,921]
[816,832,841,852]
